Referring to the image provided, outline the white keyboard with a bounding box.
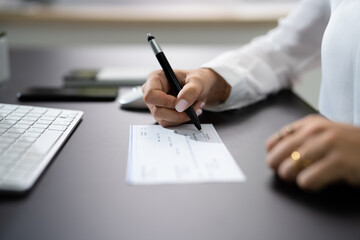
[0,103,83,193]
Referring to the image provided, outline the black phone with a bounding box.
[17,87,118,101]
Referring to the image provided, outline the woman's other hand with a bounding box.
[266,115,360,191]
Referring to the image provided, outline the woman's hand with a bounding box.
[142,68,230,127]
[266,115,360,191]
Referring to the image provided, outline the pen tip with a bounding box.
[147,33,154,42]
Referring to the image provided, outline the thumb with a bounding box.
[175,79,202,113]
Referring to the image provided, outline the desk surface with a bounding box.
[0,47,360,240]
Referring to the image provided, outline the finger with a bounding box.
[266,132,306,170]
[145,70,171,93]
[266,115,329,169]
[193,101,206,110]
[150,105,190,124]
[156,119,188,128]
[297,153,344,191]
[175,76,203,113]
[278,157,299,181]
[266,114,325,151]
[266,119,306,152]
[277,132,332,182]
[143,88,177,109]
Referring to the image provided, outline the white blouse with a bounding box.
[203,0,360,126]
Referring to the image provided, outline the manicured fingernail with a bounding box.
[175,99,188,112]
[196,109,203,116]
[199,101,205,109]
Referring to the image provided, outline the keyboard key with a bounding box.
[0,109,12,115]
[0,123,13,129]
[27,130,62,155]
[26,112,43,118]
[0,142,11,148]
[2,105,17,110]
[23,116,39,121]
[18,136,37,143]
[48,125,67,131]
[0,146,7,154]
[39,116,56,121]
[23,132,42,138]
[32,123,49,129]
[27,128,45,133]
[31,108,47,114]
[44,110,61,117]
[2,133,21,139]
[13,141,32,149]
[8,128,26,134]
[8,145,28,154]
[52,119,71,126]
[0,159,16,168]
[37,119,53,125]
[3,119,18,125]
[0,137,16,144]
[5,116,22,121]
[9,112,26,118]
[2,152,22,160]
[13,124,31,129]
[16,107,32,113]
[0,167,10,179]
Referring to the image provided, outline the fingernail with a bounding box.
[199,101,205,109]
[196,109,203,116]
[175,99,188,112]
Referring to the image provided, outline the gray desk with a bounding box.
[0,47,359,240]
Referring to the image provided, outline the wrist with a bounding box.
[201,68,231,104]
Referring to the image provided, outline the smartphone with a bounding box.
[17,87,118,101]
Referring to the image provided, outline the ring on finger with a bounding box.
[291,150,312,169]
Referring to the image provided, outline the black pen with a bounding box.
[147,33,202,131]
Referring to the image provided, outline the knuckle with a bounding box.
[307,114,320,121]
[323,131,337,146]
[304,120,323,135]
[147,70,164,82]
[143,92,150,103]
[143,89,155,103]
[152,106,161,117]
[141,84,146,93]
[157,120,167,127]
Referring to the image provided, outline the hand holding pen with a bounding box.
[142,34,231,129]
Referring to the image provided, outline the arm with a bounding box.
[142,0,331,126]
[203,0,331,111]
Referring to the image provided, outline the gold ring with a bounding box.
[291,150,311,169]
[291,151,301,163]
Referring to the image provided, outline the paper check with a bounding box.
[127,124,246,184]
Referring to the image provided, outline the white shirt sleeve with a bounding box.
[202,0,331,111]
